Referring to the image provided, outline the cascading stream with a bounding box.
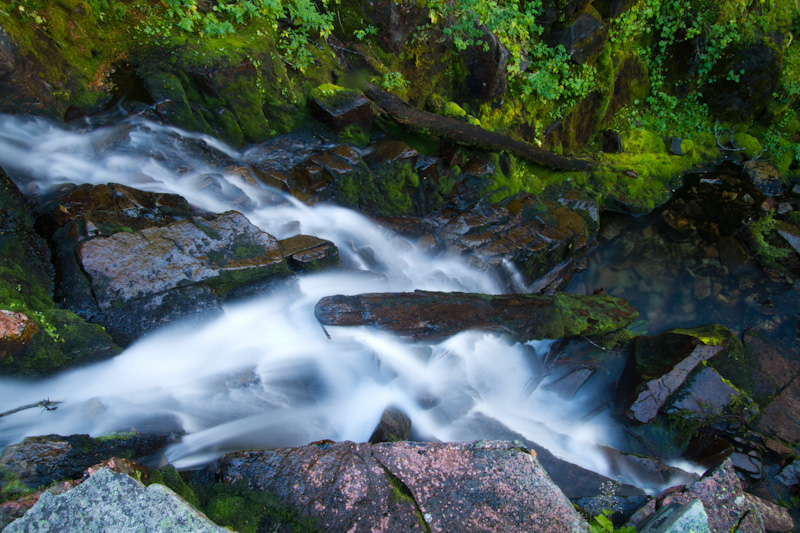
[0,113,657,489]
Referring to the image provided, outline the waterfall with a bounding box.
[0,113,646,488]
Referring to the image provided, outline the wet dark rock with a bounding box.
[0,28,60,117]
[743,160,784,196]
[601,129,622,153]
[758,377,800,444]
[79,211,286,307]
[463,30,509,103]
[369,406,412,443]
[242,132,325,177]
[593,0,637,18]
[0,433,174,492]
[776,459,800,486]
[741,329,800,406]
[361,0,430,54]
[364,140,419,167]
[315,290,639,342]
[219,440,590,532]
[553,12,608,65]
[616,330,725,424]
[705,39,782,122]
[669,137,682,156]
[436,193,596,286]
[97,285,222,346]
[279,234,340,272]
[544,368,594,399]
[637,458,786,532]
[662,365,757,431]
[729,452,762,477]
[309,87,373,133]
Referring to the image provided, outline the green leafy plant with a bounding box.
[588,510,636,533]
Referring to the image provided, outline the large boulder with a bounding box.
[0,170,118,376]
[315,290,638,342]
[219,440,589,532]
[3,467,225,533]
[35,183,290,345]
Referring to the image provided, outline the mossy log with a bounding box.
[315,290,637,341]
[362,83,595,171]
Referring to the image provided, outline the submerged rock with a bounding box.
[315,290,638,342]
[4,468,225,533]
[219,440,589,532]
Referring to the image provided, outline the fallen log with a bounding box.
[362,83,595,171]
[315,290,638,342]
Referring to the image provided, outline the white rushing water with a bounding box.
[0,113,658,488]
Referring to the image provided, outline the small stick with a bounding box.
[0,399,62,418]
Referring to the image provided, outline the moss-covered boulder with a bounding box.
[0,169,119,376]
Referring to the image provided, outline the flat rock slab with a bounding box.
[3,468,225,532]
[315,291,638,342]
[78,211,286,308]
[219,440,589,532]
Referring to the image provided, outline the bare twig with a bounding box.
[0,399,61,418]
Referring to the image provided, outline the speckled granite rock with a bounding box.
[3,468,225,532]
[219,440,589,532]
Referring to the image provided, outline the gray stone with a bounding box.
[639,499,710,533]
[78,210,287,308]
[3,468,225,532]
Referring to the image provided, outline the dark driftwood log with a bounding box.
[315,290,637,342]
[362,83,595,171]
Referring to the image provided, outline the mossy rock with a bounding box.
[0,170,119,376]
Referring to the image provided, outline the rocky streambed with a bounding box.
[0,114,798,531]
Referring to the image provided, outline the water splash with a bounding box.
[0,114,650,489]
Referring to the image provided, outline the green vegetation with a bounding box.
[147,466,320,532]
[748,210,794,268]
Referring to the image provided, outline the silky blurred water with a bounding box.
[0,114,651,488]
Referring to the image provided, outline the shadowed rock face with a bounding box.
[315,290,638,342]
[219,440,589,532]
